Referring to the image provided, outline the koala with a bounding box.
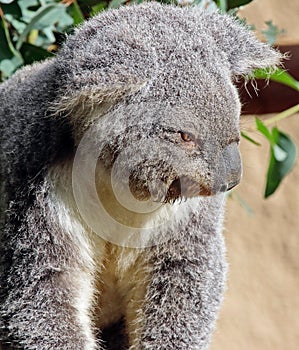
[0,2,280,350]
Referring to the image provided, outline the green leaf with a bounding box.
[16,3,73,50]
[216,0,227,12]
[254,68,299,92]
[68,0,84,25]
[214,0,253,10]
[0,56,23,78]
[16,3,57,49]
[17,0,39,23]
[241,131,261,146]
[31,7,73,32]
[1,1,22,18]
[3,14,26,34]
[265,130,296,197]
[0,16,23,78]
[255,118,274,144]
[271,127,279,143]
[108,0,127,9]
[262,20,286,46]
[20,42,53,65]
[193,0,218,12]
[273,144,287,161]
[91,2,107,16]
[228,0,254,9]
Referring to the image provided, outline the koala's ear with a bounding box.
[51,80,144,140]
[207,13,282,76]
[53,81,144,117]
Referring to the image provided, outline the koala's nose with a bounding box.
[219,142,242,193]
[219,179,240,193]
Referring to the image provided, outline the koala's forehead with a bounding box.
[133,74,240,137]
[92,92,239,146]
[58,4,229,89]
[58,4,241,142]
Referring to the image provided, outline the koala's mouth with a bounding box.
[128,174,212,204]
[164,176,212,203]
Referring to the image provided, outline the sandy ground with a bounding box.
[211,114,299,350]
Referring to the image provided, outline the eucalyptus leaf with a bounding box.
[91,2,107,16]
[0,16,23,77]
[1,1,22,18]
[32,7,73,31]
[0,56,23,78]
[68,0,85,25]
[193,0,218,12]
[109,0,127,9]
[216,0,227,12]
[262,20,286,46]
[16,3,73,50]
[265,131,296,197]
[17,0,40,23]
[254,68,299,92]
[227,0,253,8]
[20,42,53,65]
[3,14,26,34]
[241,131,261,146]
[42,26,56,43]
[256,118,274,144]
[16,3,58,49]
[214,0,253,10]
[273,144,287,161]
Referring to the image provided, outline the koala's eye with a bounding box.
[180,131,195,142]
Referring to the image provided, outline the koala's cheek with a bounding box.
[129,173,151,201]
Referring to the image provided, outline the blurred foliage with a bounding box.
[256,116,297,197]
[0,0,298,197]
[262,20,286,46]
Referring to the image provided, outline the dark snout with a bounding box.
[215,142,242,193]
[164,142,242,201]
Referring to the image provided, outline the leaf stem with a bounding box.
[263,103,299,126]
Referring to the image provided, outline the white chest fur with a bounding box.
[45,160,200,331]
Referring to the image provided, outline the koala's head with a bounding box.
[56,3,281,205]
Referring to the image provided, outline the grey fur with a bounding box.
[0,2,280,350]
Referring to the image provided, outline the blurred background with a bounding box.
[212,1,299,350]
[0,0,298,349]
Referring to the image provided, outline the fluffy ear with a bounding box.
[207,13,282,76]
[51,80,145,141]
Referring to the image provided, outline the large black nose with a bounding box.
[219,142,242,193]
[227,179,240,191]
[219,179,241,193]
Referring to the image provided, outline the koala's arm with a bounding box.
[126,197,227,350]
[0,63,97,350]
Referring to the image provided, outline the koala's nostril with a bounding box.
[220,184,227,192]
[218,180,240,193]
[227,180,240,191]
